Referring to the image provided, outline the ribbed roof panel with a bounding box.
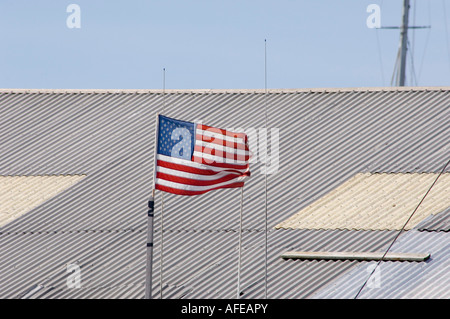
[417,207,450,232]
[276,173,450,231]
[313,230,450,299]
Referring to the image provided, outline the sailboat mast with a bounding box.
[398,0,410,86]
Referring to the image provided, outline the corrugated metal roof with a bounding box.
[12,229,396,299]
[312,230,450,299]
[158,229,399,299]
[417,207,450,232]
[0,230,146,299]
[0,175,85,227]
[0,87,449,298]
[276,173,450,231]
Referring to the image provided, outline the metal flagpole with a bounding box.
[159,68,166,299]
[145,196,155,299]
[236,186,244,299]
[263,39,268,299]
[146,108,161,299]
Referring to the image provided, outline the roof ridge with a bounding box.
[1,86,450,94]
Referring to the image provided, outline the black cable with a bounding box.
[354,158,450,299]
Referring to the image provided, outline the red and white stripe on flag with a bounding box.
[154,115,251,196]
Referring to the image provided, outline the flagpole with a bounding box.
[145,195,155,299]
[159,68,166,299]
[145,107,160,299]
[263,38,268,299]
[236,186,244,299]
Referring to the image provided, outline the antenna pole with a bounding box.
[236,186,244,299]
[264,39,268,300]
[159,68,166,299]
[398,0,410,86]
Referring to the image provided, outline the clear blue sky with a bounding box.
[1,0,449,89]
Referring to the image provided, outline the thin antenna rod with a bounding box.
[163,68,166,112]
[236,186,244,299]
[159,68,166,299]
[264,38,268,300]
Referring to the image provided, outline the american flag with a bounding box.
[154,115,251,196]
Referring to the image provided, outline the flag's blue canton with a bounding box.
[157,115,195,160]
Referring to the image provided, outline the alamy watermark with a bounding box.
[233,127,279,175]
[366,264,381,289]
[170,122,280,175]
[66,263,82,289]
[366,4,381,29]
[66,4,81,29]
